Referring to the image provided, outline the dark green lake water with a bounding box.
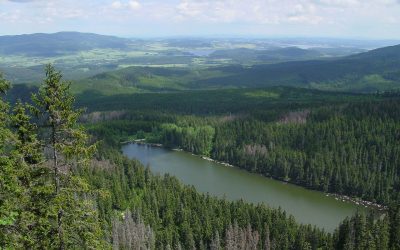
[122,143,366,232]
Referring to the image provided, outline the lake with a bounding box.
[122,143,367,232]
[186,49,216,56]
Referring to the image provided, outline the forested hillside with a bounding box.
[82,87,400,205]
[82,145,400,249]
[0,32,130,57]
[204,44,400,92]
[2,65,400,249]
[73,44,400,94]
[77,87,370,113]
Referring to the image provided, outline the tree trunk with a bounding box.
[53,125,64,250]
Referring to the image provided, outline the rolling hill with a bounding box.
[1,32,398,93]
[0,32,130,57]
[74,43,400,94]
[72,66,229,95]
[204,44,400,92]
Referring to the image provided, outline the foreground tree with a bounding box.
[0,74,22,247]
[0,66,107,249]
[10,100,48,248]
[31,64,104,249]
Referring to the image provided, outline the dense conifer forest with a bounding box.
[1,66,400,249]
[84,88,400,206]
[156,100,400,204]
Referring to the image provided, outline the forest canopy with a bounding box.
[1,66,400,249]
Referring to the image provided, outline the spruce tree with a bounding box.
[31,64,104,249]
[0,73,21,247]
[12,100,42,165]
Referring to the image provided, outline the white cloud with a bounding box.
[128,1,141,10]
[7,0,39,2]
[0,9,22,23]
[316,0,360,7]
[0,0,400,38]
[111,1,123,9]
[170,0,400,27]
[174,0,324,25]
[109,0,141,11]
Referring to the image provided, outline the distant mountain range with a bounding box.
[76,44,400,93]
[0,32,130,56]
[0,32,399,93]
[201,44,400,92]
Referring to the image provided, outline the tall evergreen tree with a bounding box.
[9,100,47,248]
[0,73,21,247]
[31,65,103,249]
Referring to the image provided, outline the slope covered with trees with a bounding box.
[72,43,400,94]
[82,145,400,249]
[2,66,400,249]
[83,87,400,206]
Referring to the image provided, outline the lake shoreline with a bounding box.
[122,140,387,212]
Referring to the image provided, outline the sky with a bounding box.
[1,0,400,39]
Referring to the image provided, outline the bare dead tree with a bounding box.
[112,210,155,250]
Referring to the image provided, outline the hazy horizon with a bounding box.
[2,31,400,44]
[1,0,400,39]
